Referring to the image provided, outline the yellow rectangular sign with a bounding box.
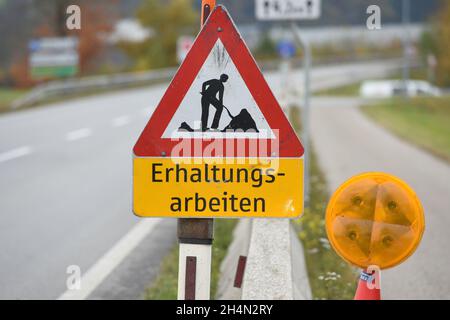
[133,157,303,218]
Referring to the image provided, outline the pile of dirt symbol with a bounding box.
[179,107,259,133]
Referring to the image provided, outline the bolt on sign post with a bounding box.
[132,4,304,300]
[255,0,321,207]
[325,173,425,300]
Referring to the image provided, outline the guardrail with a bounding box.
[10,54,407,111]
[11,67,177,110]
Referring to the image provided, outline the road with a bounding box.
[311,97,450,299]
[0,60,397,299]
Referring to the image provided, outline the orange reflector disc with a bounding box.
[326,172,425,269]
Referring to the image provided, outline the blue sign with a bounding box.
[277,40,296,59]
[28,39,41,53]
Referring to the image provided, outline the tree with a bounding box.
[35,0,117,75]
[121,0,197,70]
[4,0,117,86]
[433,1,450,86]
[254,32,276,60]
[72,1,117,74]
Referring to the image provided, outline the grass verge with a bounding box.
[0,88,28,113]
[145,219,237,300]
[361,96,450,162]
[315,82,362,96]
[289,106,358,300]
[315,67,430,97]
[0,79,170,115]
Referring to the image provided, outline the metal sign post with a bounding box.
[177,218,213,300]
[255,1,321,207]
[402,0,411,97]
[29,37,79,79]
[291,22,311,206]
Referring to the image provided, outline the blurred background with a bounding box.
[0,0,447,89]
[0,0,449,300]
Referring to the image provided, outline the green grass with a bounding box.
[0,88,28,112]
[315,67,431,97]
[294,148,358,299]
[0,77,171,115]
[288,106,358,300]
[144,245,179,299]
[315,82,362,96]
[362,97,450,162]
[145,219,237,300]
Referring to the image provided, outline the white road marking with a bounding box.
[58,218,161,300]
[66,128,92,141]
[0,146,33,163]
[112,115,131,127]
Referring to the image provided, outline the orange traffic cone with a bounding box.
[354,269,381,300]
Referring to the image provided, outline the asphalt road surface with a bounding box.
[0,60,397,299]
[311,97,450,299]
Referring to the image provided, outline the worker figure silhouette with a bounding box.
[200,74,229,131]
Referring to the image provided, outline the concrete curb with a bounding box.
[216,219,251,300]
[217,219,312,300]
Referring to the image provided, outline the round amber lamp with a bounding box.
[326,172,425,269]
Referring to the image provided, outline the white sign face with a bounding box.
[163,39,275,139]
[255,0,321,20]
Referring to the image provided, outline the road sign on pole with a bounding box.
[277,40,296,59]
[255,0,321,20]
[255,1,320,208]
[29,37,79,79]
[290,23,312,206]
[133,6,304,219]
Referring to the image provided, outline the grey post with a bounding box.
[402,0,411,96]
[291,22,311,207]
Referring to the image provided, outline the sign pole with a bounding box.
[177,0,216,300]
[291,22,311,207]
[402,0,411,97]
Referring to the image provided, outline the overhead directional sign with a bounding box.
[133,6,304,218]
[255,0,321,20]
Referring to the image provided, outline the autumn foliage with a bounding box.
[433,1,450,86]
[121,0,197,71]
[70,1,116,74]
[7,0,116,87]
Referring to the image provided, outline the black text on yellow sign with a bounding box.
[133,158,303,218]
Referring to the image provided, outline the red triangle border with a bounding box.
[133,5,304,158]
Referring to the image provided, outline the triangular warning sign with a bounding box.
[133,6,303,158]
